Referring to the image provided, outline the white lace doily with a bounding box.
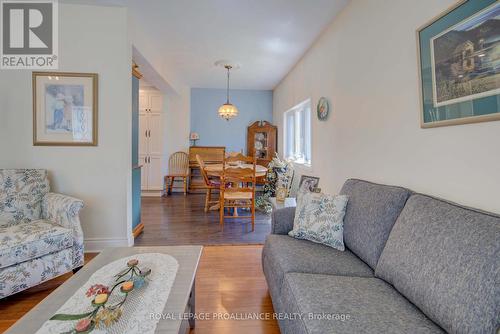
[36,253,179,334]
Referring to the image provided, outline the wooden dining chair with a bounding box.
[165,151,189,195]
[228,152,266,188]
[226,152,250,162]
[219,155,257,231]
[196,154,219,212]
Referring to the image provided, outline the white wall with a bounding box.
[0,3,132,250]
[164,85,191,162]
[273,0,500,214]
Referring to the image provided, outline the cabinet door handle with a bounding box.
[148,130,151,137]
[145,157,148,164]
[145,130,148,137]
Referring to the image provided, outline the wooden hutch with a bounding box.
[247,121,277,166]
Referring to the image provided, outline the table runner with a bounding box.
[36,253,178,334]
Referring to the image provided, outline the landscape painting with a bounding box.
[430,2,500,107]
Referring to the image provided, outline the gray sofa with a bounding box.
[262,179,499,334]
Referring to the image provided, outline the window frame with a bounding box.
[283,99,312,167]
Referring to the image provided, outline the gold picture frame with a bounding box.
[33,71,98,146]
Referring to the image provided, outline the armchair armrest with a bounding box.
[271,207,296,235]
[42,192,84,225]
[42,192,84,268]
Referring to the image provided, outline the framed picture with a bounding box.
[417,0,500,128]
[33,72,98,146]
[298,175,320,193]
[317,97,330,121]
[276,187,287,202]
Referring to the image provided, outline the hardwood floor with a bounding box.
[193,245,279,334]
[0,246,279,334]
[135,193,272,246]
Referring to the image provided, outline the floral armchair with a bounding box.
[0,169,84,298]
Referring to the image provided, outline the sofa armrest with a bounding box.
[271,207,296,235]
[42,192,84,268]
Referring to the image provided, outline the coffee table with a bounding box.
[5,246,202,334]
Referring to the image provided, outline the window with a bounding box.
[284,99,311,165]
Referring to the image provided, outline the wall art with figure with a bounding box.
[33,72,98,146]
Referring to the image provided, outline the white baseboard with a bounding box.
[141,190,164,197]
[84,237,130,253]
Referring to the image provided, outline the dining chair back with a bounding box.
[225,153,253,165]
[196,154,210,185]
[165,151,189,195]
[196,154,219,212]
[169,151,189,175]
[219,156,257,231]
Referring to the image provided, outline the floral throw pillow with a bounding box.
[289,191,348,251]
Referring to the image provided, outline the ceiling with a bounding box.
[66,0,348,90]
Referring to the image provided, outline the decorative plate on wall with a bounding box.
[317,97,330,121]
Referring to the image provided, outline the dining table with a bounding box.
[203,163,268,177]
[202,163,268,212]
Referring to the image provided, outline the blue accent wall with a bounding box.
[190,88,273,153]
[131,75,141,230]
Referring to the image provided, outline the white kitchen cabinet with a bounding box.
[147,113,163,156]
[139,89,165,195]
[147,156,163,190]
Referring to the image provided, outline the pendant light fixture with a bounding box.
[218,64,239,121]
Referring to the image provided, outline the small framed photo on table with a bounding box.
[298,175,320,193]
[276,187,287,202]
[33,72,98,146]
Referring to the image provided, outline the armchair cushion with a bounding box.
[0,248,73,298]
[0,220,73,269]
[0,169,50,225]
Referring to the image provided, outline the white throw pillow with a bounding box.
[289,191,348,250]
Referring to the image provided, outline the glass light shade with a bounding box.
[218,103,239,121]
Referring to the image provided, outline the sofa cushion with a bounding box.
[340,179,412,268]
[375,194,500,334]
[0,220,73,269]
[280,273,443,334]
[0,169,50,224]
[262,235,373,308]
